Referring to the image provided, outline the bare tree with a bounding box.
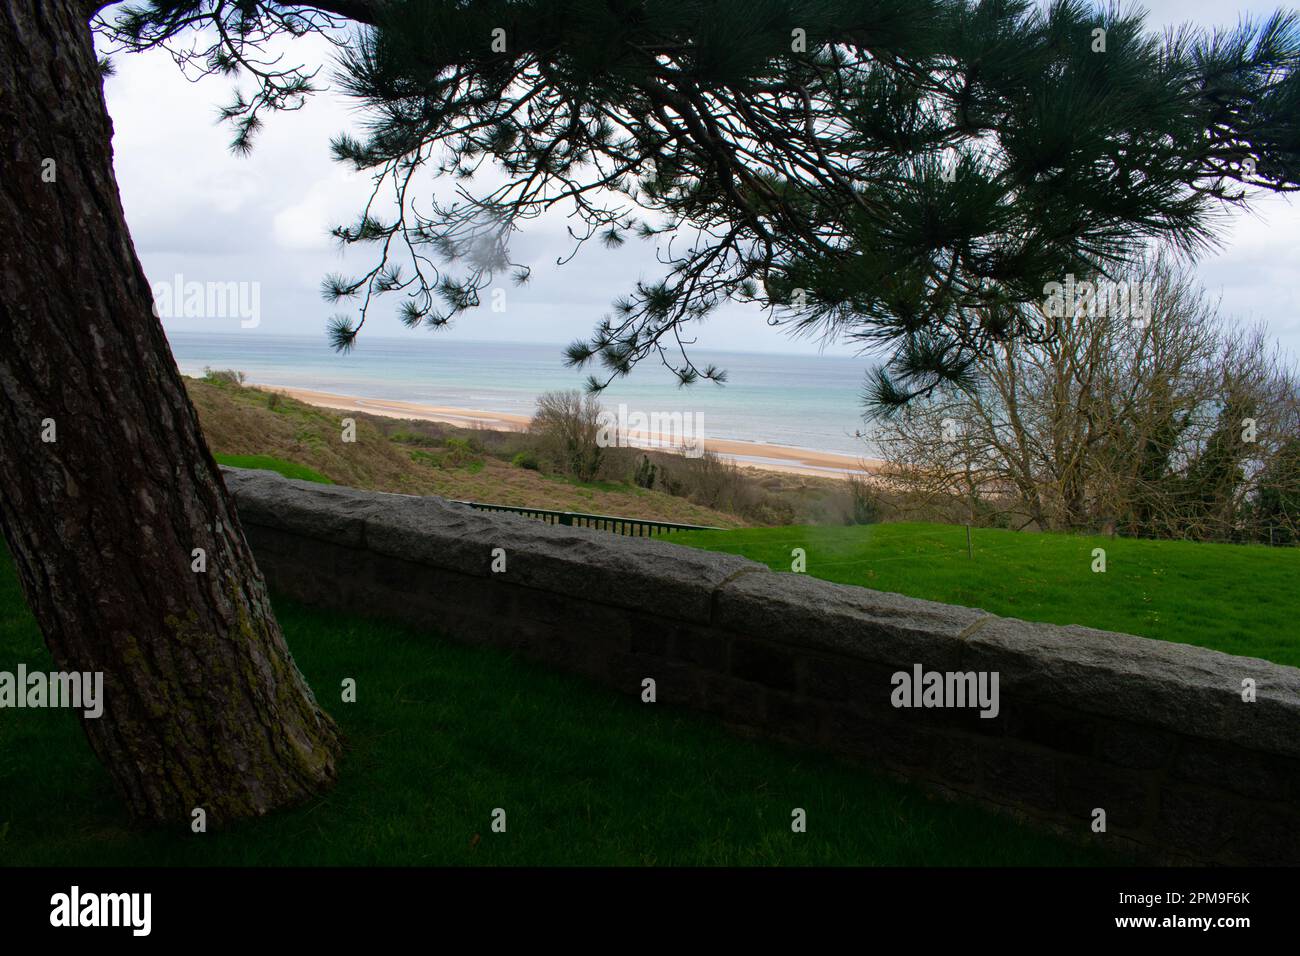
[872,253,1300,540]
[530,390,605,483]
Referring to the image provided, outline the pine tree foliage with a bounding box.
[99,1,1300,407]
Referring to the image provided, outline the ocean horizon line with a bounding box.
[163,326,868,362]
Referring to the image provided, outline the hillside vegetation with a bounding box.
[186,375,744,527]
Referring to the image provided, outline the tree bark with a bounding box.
[0,0,341,824]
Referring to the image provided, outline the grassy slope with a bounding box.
[188,377,742,527]
[672,523,1300,667]
[0,543,1117,866]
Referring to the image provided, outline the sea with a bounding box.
[165,331,880,460]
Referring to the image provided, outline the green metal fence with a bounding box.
[449,500,723,537]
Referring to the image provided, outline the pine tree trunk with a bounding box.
[0,0,342,824]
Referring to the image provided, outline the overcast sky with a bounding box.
[99,0,1299,359]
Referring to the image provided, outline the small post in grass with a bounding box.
[966,524,973,560]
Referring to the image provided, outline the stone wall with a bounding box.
[223,467,1300,864]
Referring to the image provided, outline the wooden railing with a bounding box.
[448,500,724,537]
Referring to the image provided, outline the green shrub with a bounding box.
[633,454,656,489]
[512,451,540,470]
[847,474,885,525]
[203,367,245,387]
[444,437,480,467]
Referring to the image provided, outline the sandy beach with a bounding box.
[265,384,880,480]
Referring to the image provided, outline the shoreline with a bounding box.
[261,383,880,480]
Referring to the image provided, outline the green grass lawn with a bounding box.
[213,453,333,484]
[0,543,1118,866]
[672,523,1300,668]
